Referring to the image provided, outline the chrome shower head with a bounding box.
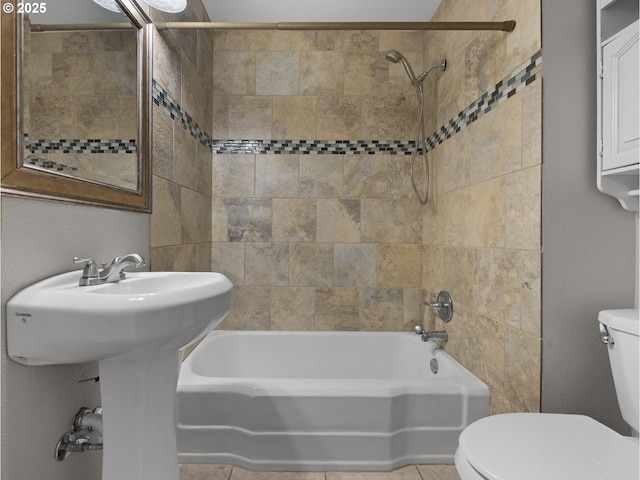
[385,50,403,63]
[385,49,419,85]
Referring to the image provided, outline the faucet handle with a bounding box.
[73,257,99,277]
[424,290,454,323]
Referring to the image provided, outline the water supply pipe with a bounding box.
[55,407,104,461]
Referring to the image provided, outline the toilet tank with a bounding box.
[598,309,639,432]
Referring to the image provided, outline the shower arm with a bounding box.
[415,61,448,85]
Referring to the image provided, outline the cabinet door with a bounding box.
[602,21,639,171]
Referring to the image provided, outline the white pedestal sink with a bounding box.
[6,269,234,480]
[100,351,182,480]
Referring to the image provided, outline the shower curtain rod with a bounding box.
[30,23,135,32]
[30,20,515,33]
[155,20,516,32]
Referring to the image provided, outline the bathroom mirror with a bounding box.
[1,0,152,212]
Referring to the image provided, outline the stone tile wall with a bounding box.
[149,0,214,271]
[211,30,430,331]
[23,28,137,140]
[421,0,542,414]
[156,0,543,416]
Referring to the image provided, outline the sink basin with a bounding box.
[7,270,234,365]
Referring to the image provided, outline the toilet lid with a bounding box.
[458,413,640,480]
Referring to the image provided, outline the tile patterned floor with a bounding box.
[179,464,461,480]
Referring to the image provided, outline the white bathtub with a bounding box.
[175,330,489,471]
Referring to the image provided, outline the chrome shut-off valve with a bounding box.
[424,290,453,322]
[55,407,103,461]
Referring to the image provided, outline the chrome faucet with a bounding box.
[74,254,146,286]
[414,325,449,343]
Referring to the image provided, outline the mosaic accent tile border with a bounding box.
[152,81,423,155]
[24,134,137,155]
[211,139,422,155]
[154,50,542,156]
[425,50,542,150]
[152,80,212,149]
[24,155,79,173]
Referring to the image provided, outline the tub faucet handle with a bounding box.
[424,291,454,322]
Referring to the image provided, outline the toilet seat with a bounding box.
[457,413,640,480]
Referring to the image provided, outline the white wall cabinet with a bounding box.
[597,0,639,211]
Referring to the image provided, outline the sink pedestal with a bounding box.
[99,350,182,480]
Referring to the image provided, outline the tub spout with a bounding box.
[414,326,448,343]
[422,330,448,343]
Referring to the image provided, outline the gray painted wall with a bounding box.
[1,196,149,480]
[541,0,638,434]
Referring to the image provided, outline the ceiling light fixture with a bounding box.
[93,0,186,14]
[93,0,122,13]
[143,0,187,13]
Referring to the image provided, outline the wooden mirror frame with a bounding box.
[1,0,152,212]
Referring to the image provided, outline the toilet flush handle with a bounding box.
[599,323,614,345]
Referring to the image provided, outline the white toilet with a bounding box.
[455,309,640,480]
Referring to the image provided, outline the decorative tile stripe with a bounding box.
[424,50,542,151]
[152,80,212,149]
[211,139,422,155]
[152,81,424,155]
[24,134,137,154]
[154,49,542,156]
[24,155,79,173]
